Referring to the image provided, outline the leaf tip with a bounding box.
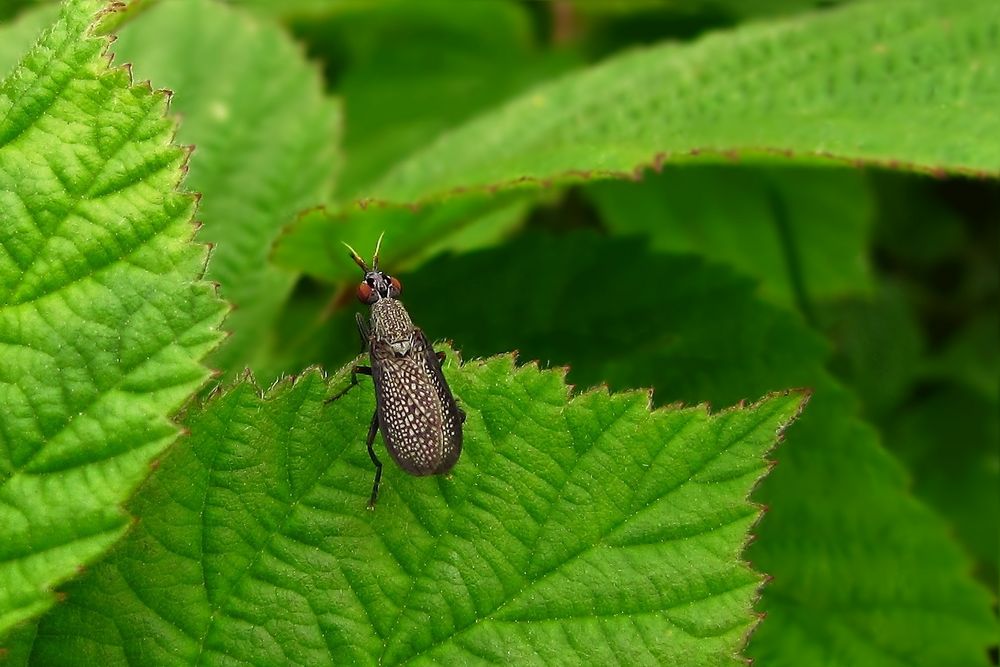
[206,383,226,401]
[90,1,127,36]
[436,341,464,367]
[778,387,812,437]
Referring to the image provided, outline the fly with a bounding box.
[327,234,464,508]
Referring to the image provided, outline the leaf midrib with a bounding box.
[392,404,779,664]
[191,378,349,666]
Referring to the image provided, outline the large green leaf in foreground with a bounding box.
[0,0,224,636]
[21,360,805,664]
[366,0,999,204]
[395,233,995,665]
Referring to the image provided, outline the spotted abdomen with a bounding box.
[370,329,462,476]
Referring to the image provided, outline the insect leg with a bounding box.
[355,313,370,353]
[324,365,372,404]
[436,350,446,362]
[365,410,383,509]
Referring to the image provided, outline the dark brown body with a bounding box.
[329,247,465,508]
[370,329,462,475]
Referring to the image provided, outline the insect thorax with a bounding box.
[370,298,416,353]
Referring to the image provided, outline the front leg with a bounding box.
[326,312,373,404]
[355,313,370,353]
[364,410,383,509]
[324,365,373,404]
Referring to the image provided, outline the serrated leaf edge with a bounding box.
[185,348,808,662]
[0,0,230,634]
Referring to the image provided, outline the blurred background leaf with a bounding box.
[0,1,56,72]
[364,0,1000,204]
[587,165,875,311]
[288,0,578,198]
[112,0,341,377]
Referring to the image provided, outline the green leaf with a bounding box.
[749,384,994,666]
[819,284,925,420]
[870,171,970,265]
[268,0,573,290]
[314,0,576,197]
[923,313,999,403]
[884,384,999,591]
[272,191,534,283]
[387,232,996,664]
[265,193,535,382]
[0,0,224,637]
[226,0,333,20]
[587,165,874,310]
[364,0,1000,205]
[570,0,850,22]
[111,0,341,376]
[0,0,44,23]
[20,360,805,664]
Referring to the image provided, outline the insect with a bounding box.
[328,234,464,508]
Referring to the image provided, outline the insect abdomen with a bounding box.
[371,329,462,475]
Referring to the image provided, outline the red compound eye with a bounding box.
[357,282,372,303]
[390,276,402,294]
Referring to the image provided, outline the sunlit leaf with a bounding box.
[0,0,225,635]
[20,359,804,664]
[368,0,999,204]
[112,0,341,376]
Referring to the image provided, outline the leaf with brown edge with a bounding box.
[0,0,225,638]
[17,355,805,665]
[364,0,1000,206]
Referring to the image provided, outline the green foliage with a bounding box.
[1,0,997,664]
[886,384,999,589]
[0,0,224,636]
[0,2,55,72]
[395,234,996,665]
[19,360,806,665]
[587,166,875,310]
[291,0,577,198]
[112,0,341,376]
[365,0,1000,204]
[273,193,534,283]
